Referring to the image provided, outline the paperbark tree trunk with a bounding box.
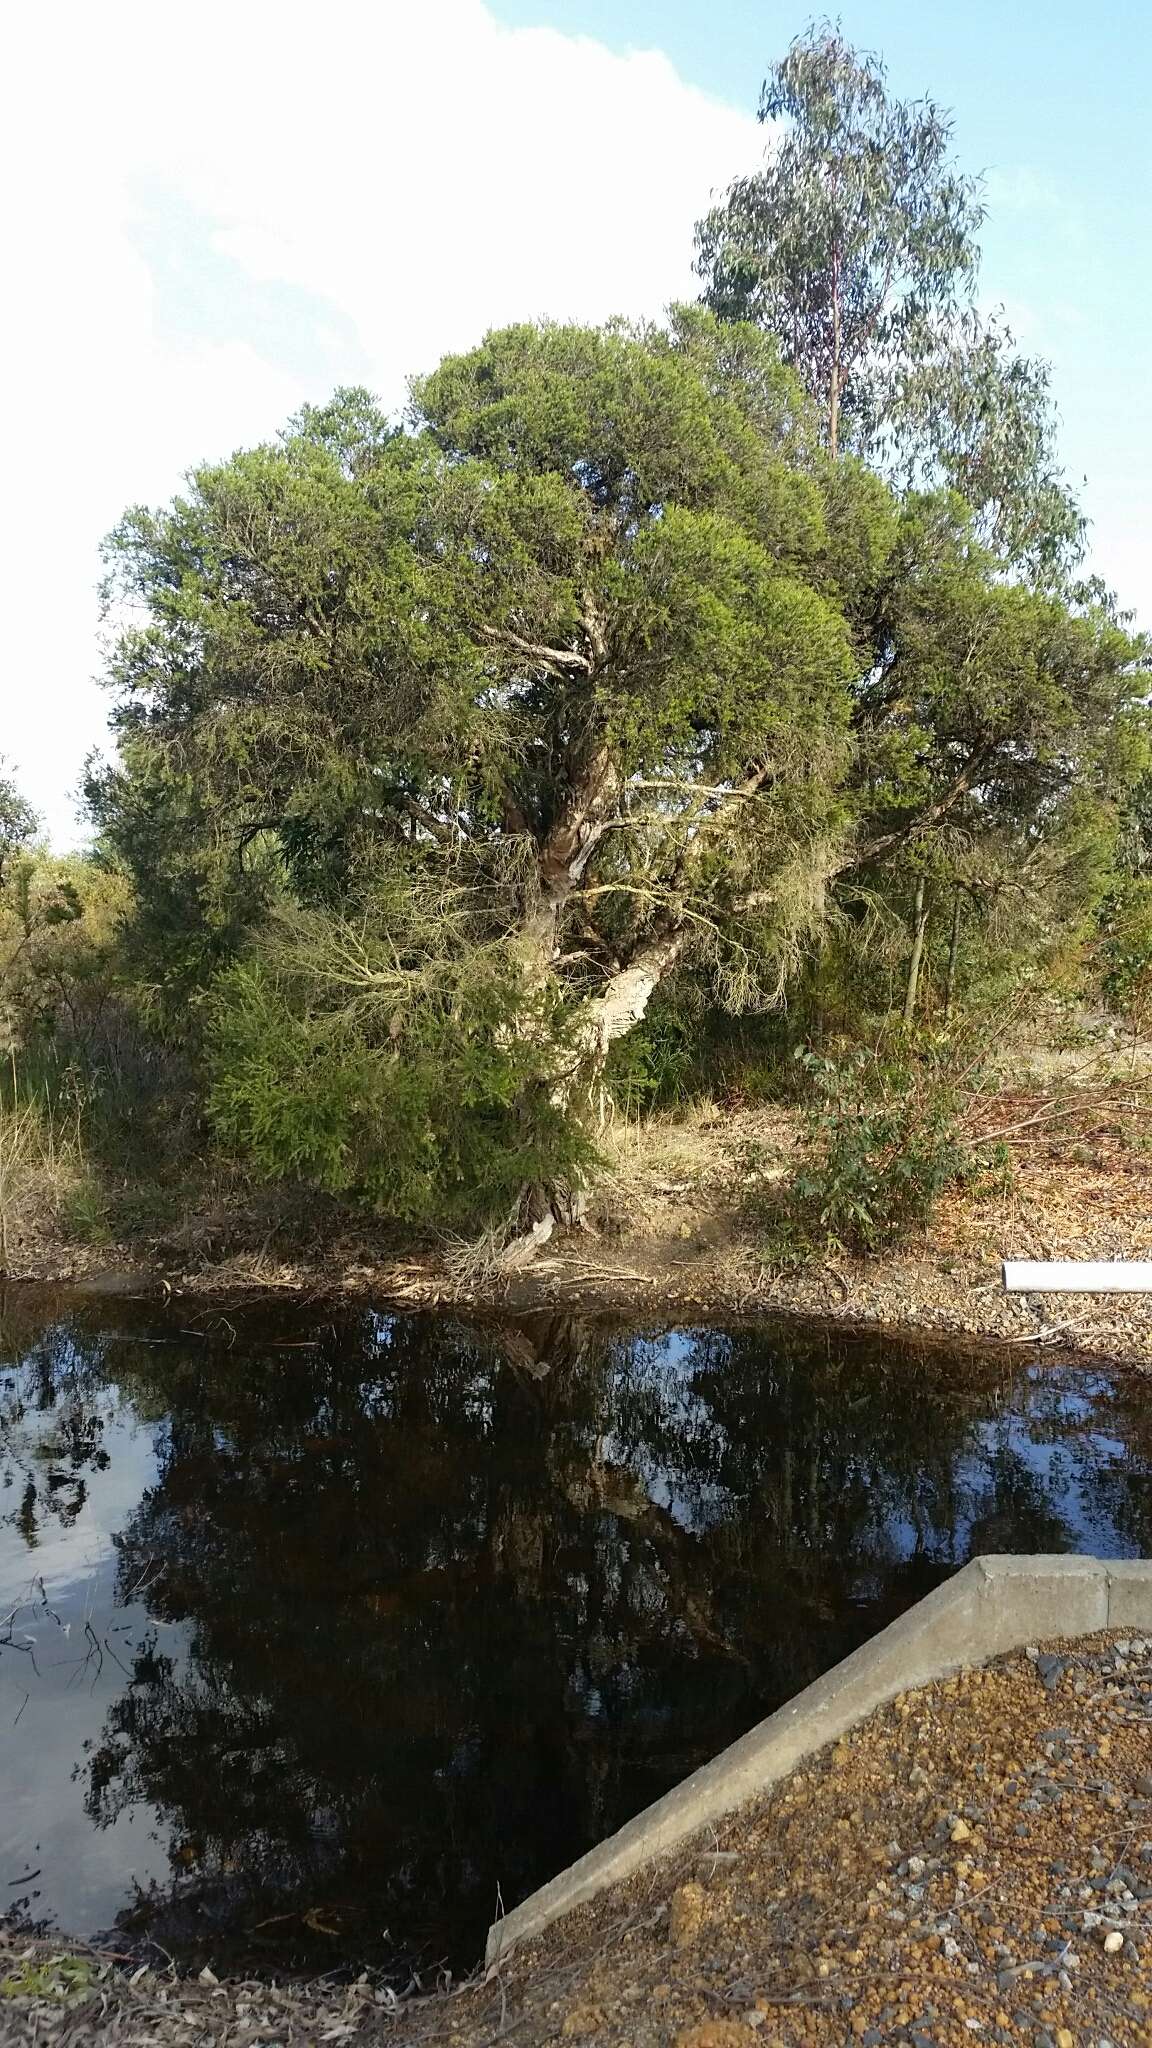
[496,928,687,1268]
[944,886,963,1022]
[902,878,929,1029]
[515,745,619,980]
[497,752,771,1266]
[575,930,687,1063]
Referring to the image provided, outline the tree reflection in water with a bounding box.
[2,1292,1151,1976]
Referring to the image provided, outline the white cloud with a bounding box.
[0,0,762,844]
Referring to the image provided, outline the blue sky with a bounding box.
[4,0,1148,843]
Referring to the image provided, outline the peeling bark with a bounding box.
[496,749,772,1265]
[515,746,619,974]
[577,929,686,1062]
[493,927,687,1271]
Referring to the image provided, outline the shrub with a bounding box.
[1098,880,1152,1021]
[772,1043,987,1256]
[603,992,701,1115]
[206,902,596,1228]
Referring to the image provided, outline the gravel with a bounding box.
[391,1630,1152,2048]
[14,1633,1147,2044]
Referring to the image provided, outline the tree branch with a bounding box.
[839,743,992,875]
[403,796,456,845]
[480,624,592,675]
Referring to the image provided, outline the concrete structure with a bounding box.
[486,1553,1152,1965]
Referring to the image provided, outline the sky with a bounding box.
[2,0,1148,846]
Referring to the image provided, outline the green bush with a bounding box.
[207,940,595,1229]
[58,1176,114,1245]
[1,1953,97,2002]
[604,994,701,1114]
[771,1043,988,1256]
[1098,880,1152,1018]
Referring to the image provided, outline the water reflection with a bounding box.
[1,1291,1151,1977]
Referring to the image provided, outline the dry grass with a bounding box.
[10,1017,1152,1373]
[442,1214,522,1287]
[587,1096,794,1244]
[0,1094,86,1270]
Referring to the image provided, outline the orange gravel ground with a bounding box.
[401,1630,1152,2048]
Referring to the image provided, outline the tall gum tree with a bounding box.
[696,25,983,463]
[94,317,878,1231]
[695,24,1145,1008]
[695,24,1083,581]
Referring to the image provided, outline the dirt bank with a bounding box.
[6,1082,1152,1369]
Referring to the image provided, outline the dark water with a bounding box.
[1,1291,1151,1981]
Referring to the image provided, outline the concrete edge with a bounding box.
[485,1553,1152,1966]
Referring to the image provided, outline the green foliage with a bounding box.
[58,1175,114,1245]
[77,123,1151,1239]
[772,1043,987,1255]
[90,314,872,1221]
[95,319,854,963]
[696,24,1082,576]
[1098,880,1152,1017]
[0,851,133,1049]
[889,312,1085,577]
[0,760,37,889]
[85,743,285,1019]
[0,1953,97,2002]
[206,883,596,1225]
[696,23,983,455]
[603,988,702,1113]
[847,497,1151,982]
[0,847,207,1210]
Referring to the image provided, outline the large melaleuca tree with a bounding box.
[92,315,872,1230]
[91,303,1148,1232]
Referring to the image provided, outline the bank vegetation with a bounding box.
[2,25,1150,1316]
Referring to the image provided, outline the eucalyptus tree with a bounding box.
[696,24,983,462]
[695,24,1083,579]
[0,761,36,888]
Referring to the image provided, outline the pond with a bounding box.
[1,1289,1150,1983]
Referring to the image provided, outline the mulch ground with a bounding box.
[5,1632,1152,2045]
[0,1950,408,2044]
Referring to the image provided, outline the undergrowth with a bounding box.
[754,1040,1010,1259]
[0,1953,98,2002]
[0,1084,93,1268]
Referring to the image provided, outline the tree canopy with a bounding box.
[695,24,1084,578]
[92,317,878,1223]
[60,24,1150,1240]
[86,304,1148,1229]
[696,24,984,461]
